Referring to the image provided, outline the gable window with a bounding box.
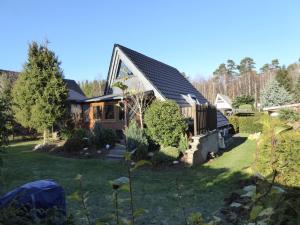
[104,105,115,120]
[93,106,102,120]
[116,60,133,78]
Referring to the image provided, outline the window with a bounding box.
[104,105,115,119]
[82,104,90,122]
[119,106,125,121]
[93,106,102,120]
[116,60,133,78]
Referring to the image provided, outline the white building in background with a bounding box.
[215,94,233,113]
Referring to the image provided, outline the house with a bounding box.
[215,93,232,113]
[74,44,228,134]
[1,44,229,136]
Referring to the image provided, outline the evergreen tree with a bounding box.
[261,79,294,107]
[238,57,256,74]
[227,59,238,76]
[0,74,13,134]
[12,42,68,143]
[0,97,9,149]
[294,75,300,102]
[275,66,292,92]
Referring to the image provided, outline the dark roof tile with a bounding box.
[116,44,228,128]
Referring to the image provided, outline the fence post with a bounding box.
[192,103,197,136]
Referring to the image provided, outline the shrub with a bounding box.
[63,128,90,152]
[102,128,117,146]
[228,116,239,133]
[144,100,187,147]
[232,95,254,108]
[238,115,263,133]
[257,130,300,187]
[178,134,189,153]
[91,122,117,147]
[238,104,253,110]
[152,146,180,165]
[278,108,300,122]
[125,121,149,160]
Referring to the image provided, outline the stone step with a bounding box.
[110,150,125,154]
[106,154,124,158]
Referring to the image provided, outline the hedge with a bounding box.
[257,130,300,187]
[228,114,263,134]
[238,116,263,133]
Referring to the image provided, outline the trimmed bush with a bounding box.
[152,146,180,165]
[144,100,187,147]
[239,116,263,133]
[228,116,239,133]
[238,104,253,110]
[125,121,149,160]
[91,122,117,147]
[228,114,263,134]
[257,130,300,187]
[63,128,90,152]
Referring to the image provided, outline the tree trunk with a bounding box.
[139,108,143,130]
[43,129,47,145]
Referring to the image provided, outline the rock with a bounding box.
[34,144,43,151]
[227,212,238,222]
[272,186,285,193]
[258,207,274,217]
[243,185,256,192]
[147,152,154,157]
[224,192,241,205]
[230,202,242,208]
[241,190,255,198]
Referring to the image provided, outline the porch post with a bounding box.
[192,103,197,136]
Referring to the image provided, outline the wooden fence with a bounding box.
[182,104,217,135]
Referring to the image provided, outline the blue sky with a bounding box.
[1,0,299,81]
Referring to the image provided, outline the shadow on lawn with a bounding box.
[2,140,253,225]
[129,165,252,224]
[217,135,247,157]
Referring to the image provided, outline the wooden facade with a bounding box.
[182,104,217,136]
[78,100,125,131]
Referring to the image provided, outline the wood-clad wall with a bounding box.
[87,101,124,130]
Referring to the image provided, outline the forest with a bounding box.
[192,57,300,105]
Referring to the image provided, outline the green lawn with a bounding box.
[1,135,255,224]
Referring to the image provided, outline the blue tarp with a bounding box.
[0,179,66,224]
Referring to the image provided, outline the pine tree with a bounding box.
[0,97,9,148]
[294,75,300,102]
[275,66,292,92]
[12,42,68,144]
[261,79,294,107]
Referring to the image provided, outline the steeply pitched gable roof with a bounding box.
[114,44,228,128]
[63,79,86,101]
[115,44,207,107]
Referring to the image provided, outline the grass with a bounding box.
[1,135,255,224]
